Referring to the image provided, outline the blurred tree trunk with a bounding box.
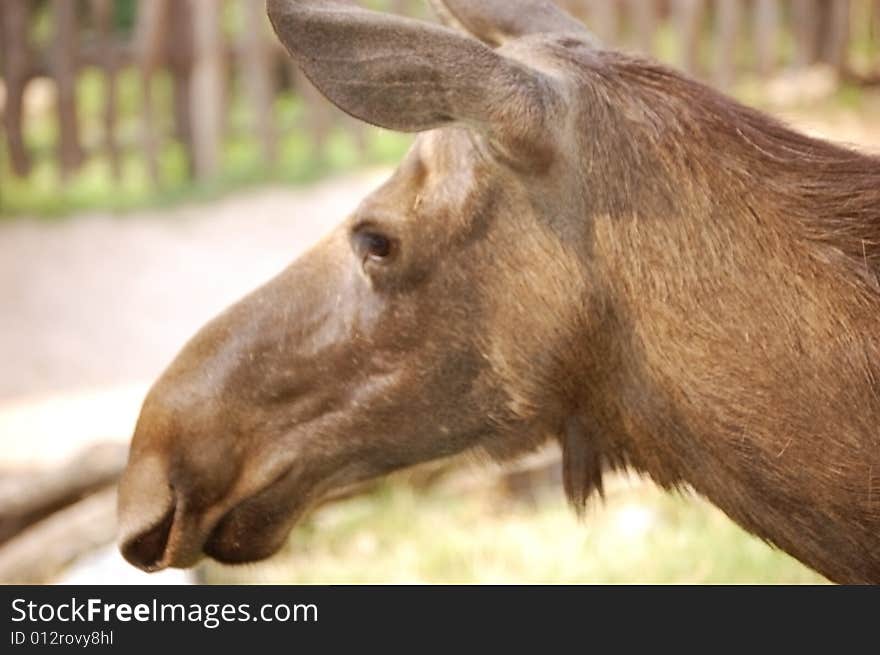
[673,0,707,77]
[715,0,742,89]
[168,1,196,179]
[791,0,822,67]
[0,0,32,177]
[628,0,658,55]
[240,0,277,168]
[875,0,880,72]
[91,0,122,181]
[876,0,880,48]
[52,0,85,179]
[754,0,781,76]
[793,0,851,72]
[189,0,225,180]
[585,0,620,44]
[134,0,168,186]
[290,62,333,157]
[821,0,851,73]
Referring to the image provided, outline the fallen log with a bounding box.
[0,442,128,544]
[0,486,118,584]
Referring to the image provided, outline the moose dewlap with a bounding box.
[117,0,880,584]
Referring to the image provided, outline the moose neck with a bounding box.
[571,53,880,584]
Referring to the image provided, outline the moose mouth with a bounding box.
[202,486,307,565]
[120,468,309,572]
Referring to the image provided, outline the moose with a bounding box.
[118,0,880,584]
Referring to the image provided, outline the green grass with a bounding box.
[199,475,828,585]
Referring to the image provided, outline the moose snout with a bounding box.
[117,370,246,571]
[118,435,237,572]
[116,272,310,571]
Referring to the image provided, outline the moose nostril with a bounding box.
[120,501,176,572]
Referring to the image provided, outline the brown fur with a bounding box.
[118,1,880,583]
[550,46,880,583]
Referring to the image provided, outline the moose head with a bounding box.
[119,0,880,583]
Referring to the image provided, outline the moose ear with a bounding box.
[428,0,589,47]
[266,0,557,159]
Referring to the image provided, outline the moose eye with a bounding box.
[353,228,396,264]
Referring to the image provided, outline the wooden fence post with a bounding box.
[134,0,167,186]
[167,1,196,179]
[585,0,620,44]
[822,0,851,73]
[91,0,122,181]
[754,0,781,76]
[874,0,880,50]
[674,0,708,77]
[52,0,85,179]
[189,0,225,180]
[876,0,880,48]
[289,62,333,158]
[628,0,657,55]
[556,0,584,24]
[0,0,33,177]
[715,0,742,89]
[240,0,277,168]
[0,0,872,192]
[792,0,822,68]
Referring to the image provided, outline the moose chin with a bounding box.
[118,0,880,584]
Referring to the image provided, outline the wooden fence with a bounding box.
[1,0,879,187]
